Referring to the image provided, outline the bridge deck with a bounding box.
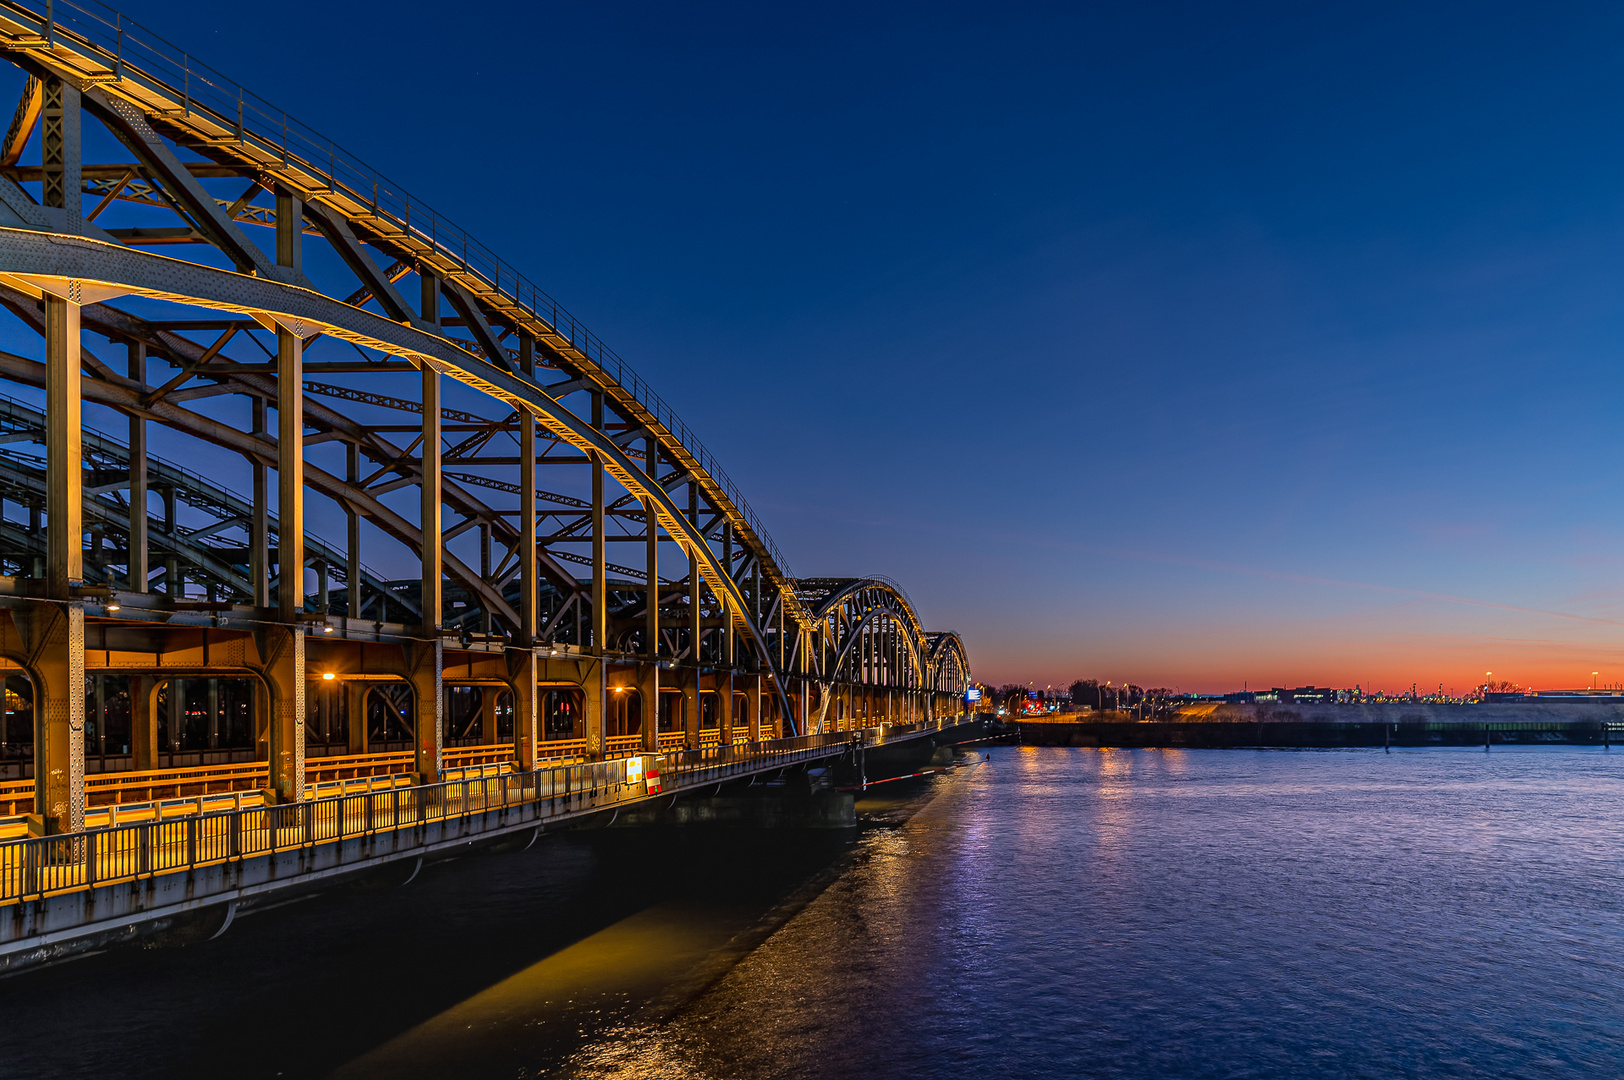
[0,719,956,965]
[0,730,796,836]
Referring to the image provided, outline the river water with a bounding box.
[4,745,1622,1078]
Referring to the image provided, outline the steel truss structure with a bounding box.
[0,0,971,834]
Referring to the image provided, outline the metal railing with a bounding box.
[0,719,958,906]
[0,0,795,585]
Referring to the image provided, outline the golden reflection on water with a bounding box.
[558,1023,717,1080]
[334,764,978,1080]
[331,903,752,1080]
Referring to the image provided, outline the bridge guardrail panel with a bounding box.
[0,722,932,907]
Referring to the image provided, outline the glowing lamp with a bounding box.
[322,672,336,681]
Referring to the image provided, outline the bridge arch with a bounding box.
[0,2,973,829]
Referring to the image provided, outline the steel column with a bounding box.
[26,602,84,833]
[275,192,303,622]
[586,391,606,758]
[262,625,304,803]
[638,659,659,753]
[410,638,442,781]
[40,76,80,233]
[511,649,536,769]
[126,341,146,591]
[275,326,303,618]
[512,336,538,770]
[478,686,499,744]
[420,362,441,634]
[345,682,368,753]
[644,434,658,664]
[250,397,268,607]
[130,675,158,770]
[517,334,537,645]
[346,442,361,619]
[44,292,80,599]
[718,667,733,744]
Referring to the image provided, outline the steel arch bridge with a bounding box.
[0,0,972,835]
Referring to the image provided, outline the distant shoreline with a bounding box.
[1015,703,1621,748]
[1028,701,1624,724]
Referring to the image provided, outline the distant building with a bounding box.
[1255,686,1339,705]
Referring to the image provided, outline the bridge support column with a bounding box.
[408,639,442,782]
[747,672,761,742]
[250,399,269,607]
[682,674,699,749]
[718,668,734,745]
[346,683,368,754]
[275,191,304,623]
[346,445,361,620]
[44,288,81,601]
[259,625,304,804]
[479,686,500,744]
[420,363,441,636]
[588,391,606,760]
[518,335,538,649]
[641,433,659,754]
[126,341,147,591]
[130,675,160,771]
[639,661,659,753]
[31,259,85,833]
[23,603,85,834]
[510,649,537,770]
[584,656,605,759]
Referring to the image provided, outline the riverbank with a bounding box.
[1167,700,1624,723]
[1019,712,1619,748]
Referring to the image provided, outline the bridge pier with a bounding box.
[258,625,305,804]
[346,683,369,754]
[407,639,443,783]
[583,656,606,759]
[478,686,500,744]
[718,668,734,744]
[130,675,161,771]
[14,604,85,835]
[510,649,538,770]
[683,674,700,749]
[639,661,660,753]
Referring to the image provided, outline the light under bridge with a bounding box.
[0,0,975,966]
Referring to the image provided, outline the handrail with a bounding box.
[0,0,798,597]
[0,719,958,905]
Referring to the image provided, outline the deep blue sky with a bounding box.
[124,0,1624,691]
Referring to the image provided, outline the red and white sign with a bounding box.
[645,770,662,796]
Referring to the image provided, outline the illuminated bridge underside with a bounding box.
[0,0,973,861]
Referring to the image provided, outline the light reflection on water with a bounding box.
[4,747,1622,1079]
[572,746,1624,1079]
